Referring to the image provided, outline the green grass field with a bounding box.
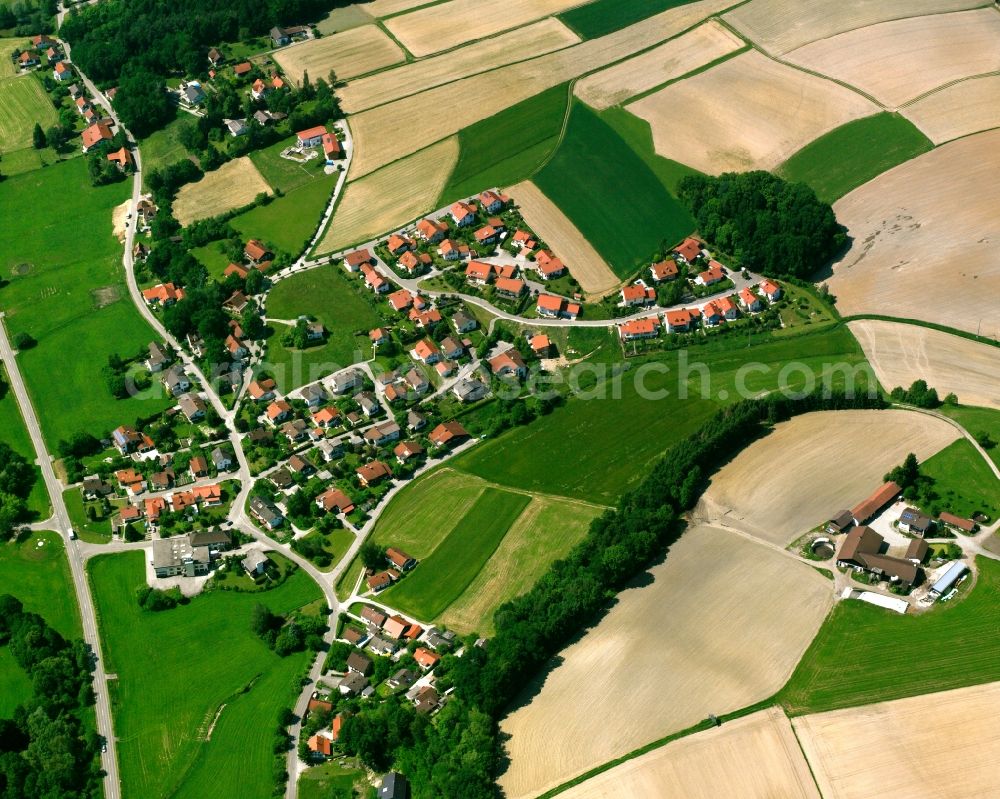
[940,405,1000,470]
[137,115,193,180]
[249,137,331,193]
[0,365,49,517]
[440,495,602,635]
[0,646,33,716]
[0,158,173,446]
[380,488,531,620]
[298,761,365,799]
[89,552,321,799]
[778,557,1000,715]
[534,102,695,279]
[230,174,335,256]
[0,530,80,637]
[0,73,58,152]
[452,325,871,503]
[440,83,568,204]
[921,439,999,520]
[777,113,933,204]
[190,241,234,281]
[558,0,698,38]
[264,265,381,391]
[0,38,28,79]
[600,106,703,194]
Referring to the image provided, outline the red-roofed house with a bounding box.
[356,460,392,487]
[739,287,763,312]
[369,327,389,346]
[413,647,440,670]
[321,132,340,162]
[429,421,469,449]
[760,279,783,302]
[244,239,271,263]
[495,277,525,298]
[450,201,476,227]
[673,237,703,263]
[650,260,678,282]
[386,234,412,255]
[465,261,493,286]
[107,147,134,171]
[398,250,430,273]
[234,61,252,77]
[224,263,250,280]
[489,349,527,379]
[142,282,184,306]
[474,225,498,244]
[536,294,565,318]
[388,289,413,312]
[251,78,267,99]
[665,308,699,333]
[479,190,505,212]
[316,488,355,514]
[53,61,72,81]
[297,125,327,147]
[411,338,441,364]
[344,249,374,271]
[416,218,448,242]
[534,250,566,279]
[531,334,552,356]
[621,284,656,306]
[695,261,726,286]
[81,122,113,152]
[619,317,660,341]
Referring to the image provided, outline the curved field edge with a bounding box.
[88,552,321,799]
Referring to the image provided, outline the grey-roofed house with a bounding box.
[452,310,476,333]
[368,636,397,656]
[387,668,416,690]
[899,506,934,537]
[152,536,211,577]
[301,384,327,408]
[452,377,488,403]
[211,446,233,471]
[249,496,283,529]
[354,391,380,417]
[253,109,273,126]
[407,410,427,431]
[269,466,294,490]
[145,341,171,372]
[339,671,368,697]
[331,370,364,395]
[424,628,456,651]
[242,549,270,575]
[163,365,191,396]
[317,438,344,462]
[82,476,113,501]
[225,118,248,137]
[190,529,232,552]
[346,651,373,676]
[183,82,205,105]
[379,773,409,799]
[178,393,206,422]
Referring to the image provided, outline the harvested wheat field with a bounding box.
[510,180,619,295]
[348,0,736,176]
[575,21,745,110]
[902,74,1000,144]
[173,157,271,226]
[696,410,959,546]
[627,50,877,174]
[316,136,458,253]
[849,321,1000,410]
[723,0,983,55]
[827,129,1000,339]
[316,5,373,34]
[794,681,1000,799]
[559,708,820,799]
[273,25,405,85]
[784,9,1000,108]
[498,526,832,799]
[383,0,586,58]
[341,18,580,112]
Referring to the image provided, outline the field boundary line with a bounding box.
[840,314,1000,350]
[526,79,576,178]
[897,68,1000,108]
[374,19,415,62]
[786,710,828,799]
[436,465,614,511]
[617,43,751,107]
[377,0,450,21]
[747,44,886,109]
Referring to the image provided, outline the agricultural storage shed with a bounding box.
[929,561,968,599]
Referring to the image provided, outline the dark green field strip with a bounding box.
[558,0,701,40]
[534,102,695,280]
[778,112,934,204]
[777,556,1000,716]
[440,83,569,203]
[381,488,531,620]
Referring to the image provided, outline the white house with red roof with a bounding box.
[739,287,763,312]
[620,284,656,307]
[322,132,341,163]
[760,279,783,302]
[450,201,476,227]
[650,260,678,282]
[619,317,660,341]
[673,237,703,263]
[296,125,327,148]
[695,261,726,286]
[665,308,700,333]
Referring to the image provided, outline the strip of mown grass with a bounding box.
[0,158,172,447]
[0,73,58,152]
[0,530,80,637]
[263,264,382,391]
[250,137,333,194]
[920,439,999,520]
[89,551,321,799]
[380,488,531,620]
[557,0,699,39]
[453,324,871,503]
[230,174,335,256]
[778,556,1000,716]
[533,102,695,280]
[440,83,569,204]
[777,112,933,204]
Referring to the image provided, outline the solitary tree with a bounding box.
[359,541,385,572]
[32,123,46,150]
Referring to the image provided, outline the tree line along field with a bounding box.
[0,365,49,518]
[439,83,569,205]
[451,324,873,504]
[533,101,695,280]
[777,113,933,204]
[0,158,173,448]
[263,264,381,391]
[920,439,1000,520]
[89,552,321,799]
[777,556,1000,716]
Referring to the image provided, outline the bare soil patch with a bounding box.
[696,410,960,546]
[784,9,1000,107]
[498,526,832,799]
[559,708,820,799]
[347,0,736,177]
[723,0,984,55]
[848,320,1000,410]
[316,136,458,253]
[383,0,587,58]
[90,286,122,309]
[575,21,744,110]
[273,25,405,85]
[627,50,878,174]
[826,129,1000,339]
[112,200,130,241]
[340,18,580,113]
[902,74,1000,144]
[510,180,619,295]
[794,681,1000,799]
[173,157,272,226]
